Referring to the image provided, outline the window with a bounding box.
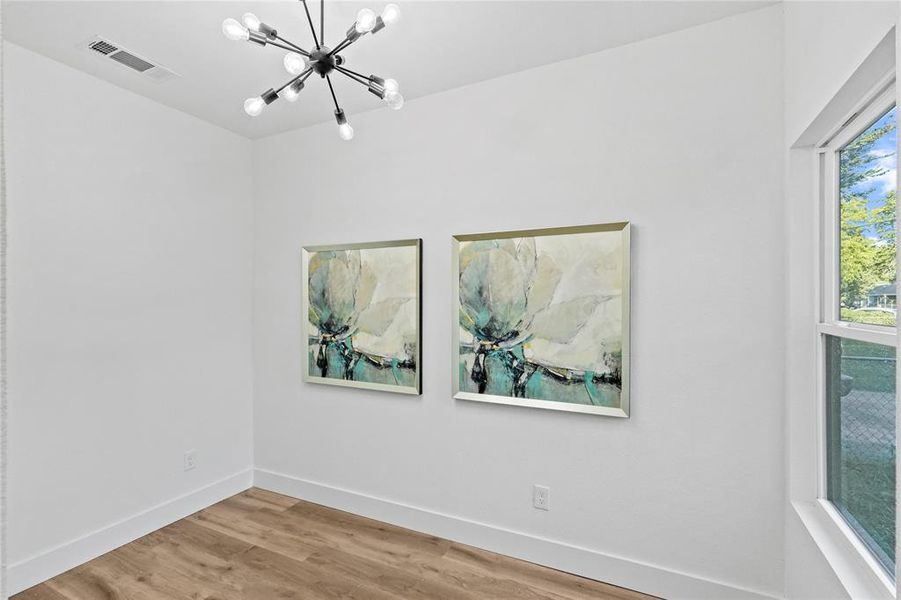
[839,105,898,327]
[825,336,896,571]
[820,89,897,578]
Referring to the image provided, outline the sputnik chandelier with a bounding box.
[222,1,403,140]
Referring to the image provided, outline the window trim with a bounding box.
[793,499,896,599]
[821,499,896,590]
[815,79,897,587]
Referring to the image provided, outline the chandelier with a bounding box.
[222,1,403,140]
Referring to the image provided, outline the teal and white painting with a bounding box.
[302,239,421,395]
[453,223,630,417]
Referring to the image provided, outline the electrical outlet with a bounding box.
[533,484,550,511]
[184,449,197,472]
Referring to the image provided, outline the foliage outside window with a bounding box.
[839,106,897,326]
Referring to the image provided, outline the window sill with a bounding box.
[793,500,894,600]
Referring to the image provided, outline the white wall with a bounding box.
[784,1,899,148]
[4,42,254,593]
[782,3,899,599]
[252,7,785,599]
[1,4,8,599]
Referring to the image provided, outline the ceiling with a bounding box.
[4,0,774,139]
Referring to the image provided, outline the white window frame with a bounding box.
[816,79,897,592]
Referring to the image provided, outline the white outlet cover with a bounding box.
[184,450,197,472]
[533,484,550,511]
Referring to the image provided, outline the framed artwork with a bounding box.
[302,239,422,395]
[452,222,630,417]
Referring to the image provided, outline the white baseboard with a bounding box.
[254,468,780,600]
[8,469,253,595]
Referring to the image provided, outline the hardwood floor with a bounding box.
[13,488,655,600]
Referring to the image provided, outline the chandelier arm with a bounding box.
[335,66,371,82]
[325,43,341,57]
[334,66,370,87]
[327,34,361,58]
[327,40,350,57]
[325,75,341,111]
[275,67,314,94]
[300,0,321,48]
[272,35,311,57]
[267,39,311,57]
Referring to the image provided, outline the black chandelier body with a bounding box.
[223,0,403,140]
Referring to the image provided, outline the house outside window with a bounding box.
[867,283,897,309]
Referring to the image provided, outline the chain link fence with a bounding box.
[831,347,896,571]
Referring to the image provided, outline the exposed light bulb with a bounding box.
[244,96,265,117]
[338,122,355,140]
[242,12,262,31]
[284,53,307,75]
[335,109,354,140]
[381,4,401,26]
[222,18,250,41]
[354,8,377,33]
[384,90,404,110]
[383,78,399,94]
[282,82,303,102]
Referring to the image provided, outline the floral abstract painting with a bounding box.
[302,239,421,395]
[453,223,630,417]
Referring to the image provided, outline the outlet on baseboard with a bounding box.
[533,484,549,511]
[184,449,197,472]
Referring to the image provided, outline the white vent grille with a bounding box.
[89,40,118,55]
[108,50,155,72]
[83,37,179,83]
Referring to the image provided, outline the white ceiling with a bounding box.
[4,0,774,139]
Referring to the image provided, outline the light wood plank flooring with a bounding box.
[13,488,655,600]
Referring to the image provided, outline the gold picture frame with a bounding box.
[452,223,630,417]
[302,238,422,395]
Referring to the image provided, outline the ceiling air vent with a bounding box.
[83,36,179,83]
[109,50,155,73]
[89,40,118,55]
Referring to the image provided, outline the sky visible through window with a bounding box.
[849,108,897,229]
[839,105,897,327]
